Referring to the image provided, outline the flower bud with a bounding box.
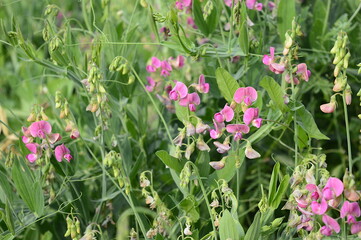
[320,96,337,114]
[345,85,352,105]
[186,122,195,136]
[209,159,225,170]
[284,32,293,49]
[196,136,210,152]
[333,76,346,92]
[185,142,195,160]
[245,143,261,159]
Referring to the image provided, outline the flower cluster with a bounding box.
[22,120,72,163]
[320,31,352,114]
[262,20,311,90]
[284,154,361,238]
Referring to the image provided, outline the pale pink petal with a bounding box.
[226,124,250,134]
[209,161,225,170]
[320,102,336,113]
[161,61,172,71]
[296,63,309,82]
[245,145,260,159]
[146,65,156,73]
[29,121,52,138]
[54,144,71,162]
[221,104,234,122]
[189,93,201,105]
[323,177,344,199]
[246,0,256,9]
[174,82,188,99]
[177,55,185,68]
[26,143,38,154]
[270,63,285,74]
[262,55,273,65]
[243,108,259,125]
[320,226,332,236]
[214,141,231,153]
[26,154,38,163]
[233,87,246,103]
[48,133,61,144]
[252,118,262,128]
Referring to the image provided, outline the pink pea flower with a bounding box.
[169,82,188,101]
[187,17,197,29]
[54,144,72,162]
[175,0,192,10]
[224,0,239,7]
[152,57,162,68]
[268,1,276,10]
[262,47,285,74]
[179,93,201,112]
[351,222,361,235]
[214,104,234,123]
[209,160,225,170]
[70,129,80,139]
[192,74,210,93]
[25,143,41,163]
[233,87,258,106]
[306,184,322,201]
[169,56,185,68]
[320,102,336,113]
[296,63,311,82]
[285,74,300,85]
[320,215,340,236]
[322,177,344,201]
[255,3,263,11]
[245,144,260,159]
[311,198,328,215]
[146,65,156,73]
[210,119,225,139]
[226,124,250,141]
[246,0,256,9]
[29,120,52,139]
[214,141,231,154]
[341,201,361,224]
[243,108,262,128]
[145,77,156,92]
[22,126,33,143]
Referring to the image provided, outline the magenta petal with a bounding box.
[311,198,328,215]
[54,144,70,162]
[255,2,263,11]
[174,82,188,99]
[210,129,218,139]
[214,113,224,123]
[351,222,361,234]
[26,154,38,163]
[199,74,205,85]
[233,88,246,103]
[245,87,258,102]
[26,143,38,154]
[246,0,256,9]
[177,55,185,68]
[270,47,275,58]
[243,108,259,125]
[151,57,162,68]
[322,215,340,233]
[189,93,200,105]
[270,63,285,74]
[252,118,262,128]
[226,124,250,134]
[161,61,172,71]
[296,63,309,82]
[262,55,272,65]
[179,96,189,107]
[221,105,234,122]
[29,121,52,138]
[146,65,156,73]
[320,226,332,236]
[324,177,344,198]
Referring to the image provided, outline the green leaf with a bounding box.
[244,211,261,240]
[219,210,239,240]
[271,174,290,209]
[195,151,210,177]
[192,0,221,36]
[268,162,280,202]
[0,171,15,203]
[215,67,242,103]
[295,105,329,140]
[179,195,200,222]
[277,0,296,42]
[12,160,44,217]
[239,3,249,55]
[260,76,289,112]
[5,200,15,235]
[309,0,328,49]
[155,150,185,174]
[175,103,195,124]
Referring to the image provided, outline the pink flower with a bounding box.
[29,121,52,139]
[245,144,260,159]
[226,124,250,141]
[341,201,361,224]
[187,17,197,29]
[262,47,285,74]
[268,1,276,10]
[175,0,192,10]
[255,3,263,11]
[243,108,262,128]
[306,184,321,201]
[224,0,239,7]
[214,104,234,123]
[54,144,72,162]
[296,63,310,82]
[169,55,185,68]
[179,93,201,112]
[209,160,225,170]
[320,102,336,113]
[152,57,162,68]
[351,222,361,235]
[25,143,41,163]
[322,177,344,201]
[169,82,188,101]
[145,77,156,92]
[233,87,258,106]
[320,215,340,236]
[246,0,256,9]
[311,198,328,215]
[210,119,225,139]
[70,129,80,139]
[214,140,231,154]
[146,65,156,73]
[285,74,300,85]
[192,74,210,93]
[22,126,33,143]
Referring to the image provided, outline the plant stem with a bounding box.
[342,91,353,173]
